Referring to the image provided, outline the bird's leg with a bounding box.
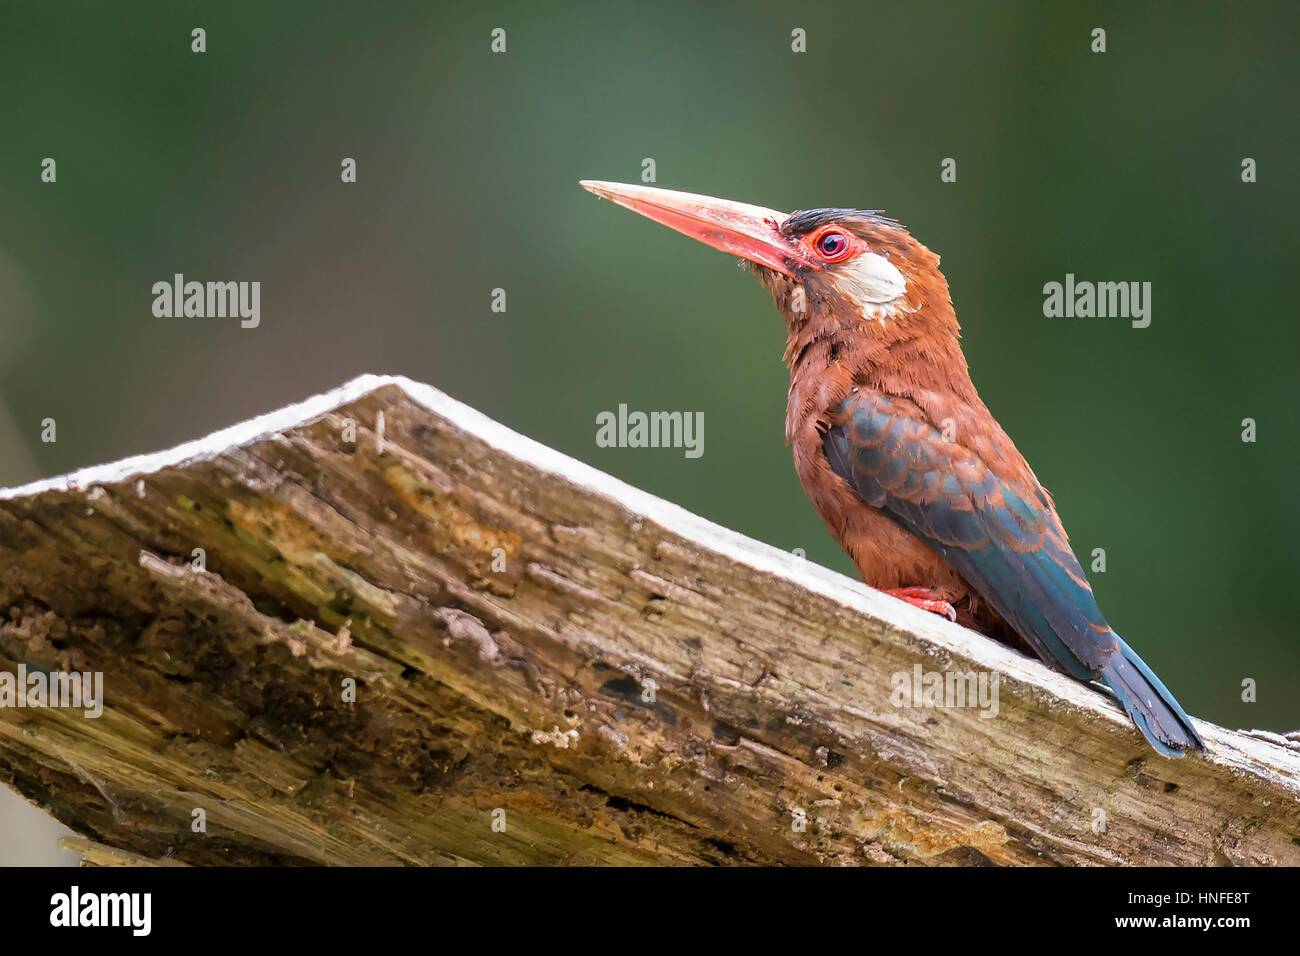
[882,587,957,622]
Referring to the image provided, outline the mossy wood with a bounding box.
[1,376,1296,865]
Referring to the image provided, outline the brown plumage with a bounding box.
[581,180,1203,756]
[758,215,1033,649]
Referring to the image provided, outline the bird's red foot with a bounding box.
[882,587,957,622]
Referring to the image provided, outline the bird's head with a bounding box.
[580,181,955,349]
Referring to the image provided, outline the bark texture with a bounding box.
[0,375,1296,866]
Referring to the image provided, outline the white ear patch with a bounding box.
[832,252,908,321]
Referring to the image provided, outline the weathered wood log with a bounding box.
[58,835,186,867]
[0,375,1296,866]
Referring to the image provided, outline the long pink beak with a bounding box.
[579,180,816,276]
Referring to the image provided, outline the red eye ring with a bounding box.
[813,228,853,262]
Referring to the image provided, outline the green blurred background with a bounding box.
[0,1,1296,857]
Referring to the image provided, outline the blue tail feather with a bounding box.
[1098,634,1203,757]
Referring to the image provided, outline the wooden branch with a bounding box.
[1,374,1296,866]
[58,836,186,867]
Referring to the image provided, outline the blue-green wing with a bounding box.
[823,390,1116,678]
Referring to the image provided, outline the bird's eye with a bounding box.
[816,230,851,261]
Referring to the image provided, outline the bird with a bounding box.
[580,179,1203,758]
